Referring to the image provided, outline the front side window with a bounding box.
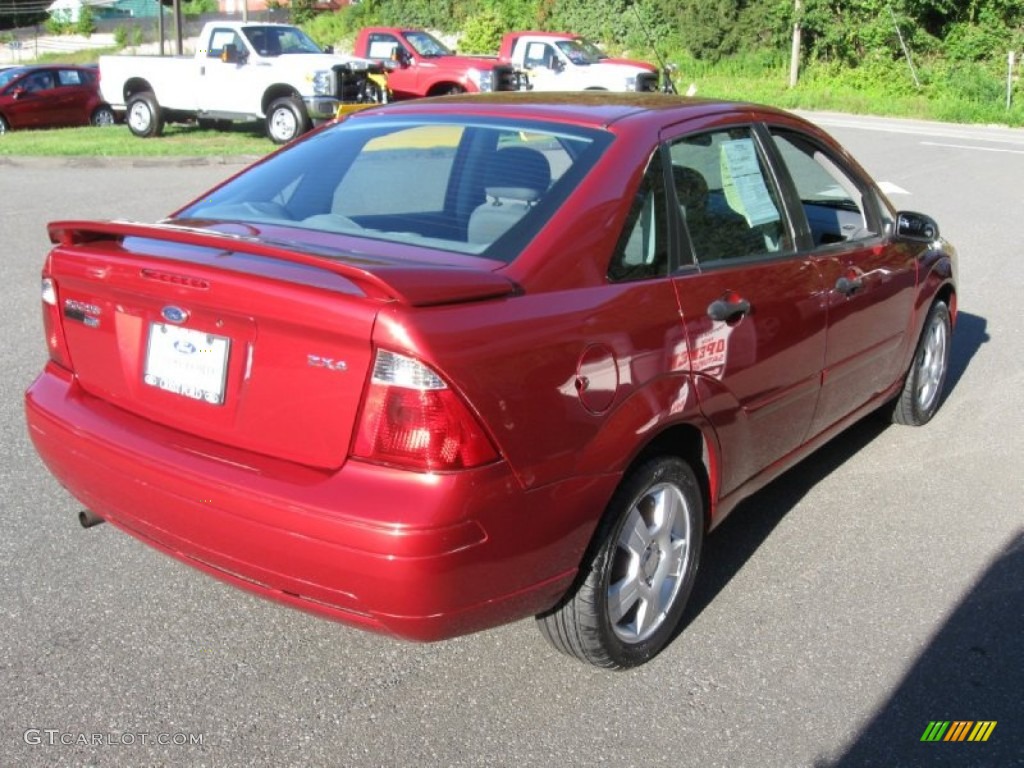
[403,31,452,57]
[668,127,792,264]
[176,116,608,262]
[207,30,244,58]
[769,129,879,246]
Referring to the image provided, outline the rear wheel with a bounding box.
[91,105,115,127]
[126,92,163,138]
[891,300,951,426]
[0,114,8,134]
[265,97,308,144]
[537,456,704,669]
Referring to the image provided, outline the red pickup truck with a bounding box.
[352,27,521,99]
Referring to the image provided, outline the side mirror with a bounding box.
[221,43,246,64]
[552,57,565,73]
[323,45,334,54]
[895,211,940,241]
[391,48,411,67]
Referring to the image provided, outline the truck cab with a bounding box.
[353,27,521,99]
[500,32,659,92]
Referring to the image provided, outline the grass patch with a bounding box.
[33,46,121,64]
[0,122,275,157]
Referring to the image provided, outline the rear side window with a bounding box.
[668,127,793,265]
[57,69,84,86]
[607,149,668,281]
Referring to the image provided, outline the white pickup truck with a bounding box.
[99,21,385,143]
[498,32,659,93]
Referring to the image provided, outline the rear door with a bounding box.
[665,120,827,495]
[762,125,917,437]
[55,68,93,125]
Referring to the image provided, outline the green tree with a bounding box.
[76,3,97,38]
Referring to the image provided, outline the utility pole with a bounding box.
[789,0,801,88]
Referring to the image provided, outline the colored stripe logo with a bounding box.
[921,721,997,742]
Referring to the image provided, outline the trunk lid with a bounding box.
[46,220,516,469]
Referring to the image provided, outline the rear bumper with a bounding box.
[26,365,617,641]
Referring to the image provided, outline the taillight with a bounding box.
[41,277,73,370]
[353,349,498,471]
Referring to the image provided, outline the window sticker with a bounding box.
[719,139,781,228]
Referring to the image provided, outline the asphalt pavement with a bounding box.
[1,114,1021,767]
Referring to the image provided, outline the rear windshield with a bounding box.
[175,114,610,262]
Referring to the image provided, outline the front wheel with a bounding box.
[265,97,308,144]
[0,114,9,134]
[126,92,163,138]
[537,456,704,669]
[890,300,952,426]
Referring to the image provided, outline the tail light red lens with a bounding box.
[353,350,498,471]
[41,277,73,371]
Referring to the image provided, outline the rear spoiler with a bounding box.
[47,219,520,307]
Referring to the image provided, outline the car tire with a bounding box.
[126,92,163,138]
[536,456,704,669]
[91,105,116,127]
[0,114,8,134]
[890,299,952,426]
[435,84,466,96]
[265,97,308,145]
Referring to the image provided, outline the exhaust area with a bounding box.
[78,509,105,528]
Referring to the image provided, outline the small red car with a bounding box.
[26,93,957,668]
[0,65,114,133]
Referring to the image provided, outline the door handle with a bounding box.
[707,296,751,322]
[835,275,864,296]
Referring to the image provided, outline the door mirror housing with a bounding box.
[221,44,247,64]
[895,211,940,242]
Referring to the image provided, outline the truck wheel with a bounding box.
[126,92,163,138]
[266,97,308,144]
[434,84,466,96]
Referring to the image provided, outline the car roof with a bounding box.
[344,92,796,132]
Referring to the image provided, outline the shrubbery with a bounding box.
[295,0,1024,124]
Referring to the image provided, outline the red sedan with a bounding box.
[26,94,957,668]
[0,65,114,133]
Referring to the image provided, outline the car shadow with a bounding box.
[945,310,987,398]
[678,309,989,634]
[819,531,1023,766]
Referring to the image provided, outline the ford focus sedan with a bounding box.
[26,93,957,669]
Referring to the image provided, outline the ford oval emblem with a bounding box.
[173,340,197,355]
[162,306,189,324]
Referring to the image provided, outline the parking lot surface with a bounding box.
[1,114,1021,766]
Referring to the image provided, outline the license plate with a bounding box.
[143,323,230,405]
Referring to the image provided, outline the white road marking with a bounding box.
[921,141,1024,155]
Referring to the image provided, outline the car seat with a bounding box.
[467,147,552,245]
